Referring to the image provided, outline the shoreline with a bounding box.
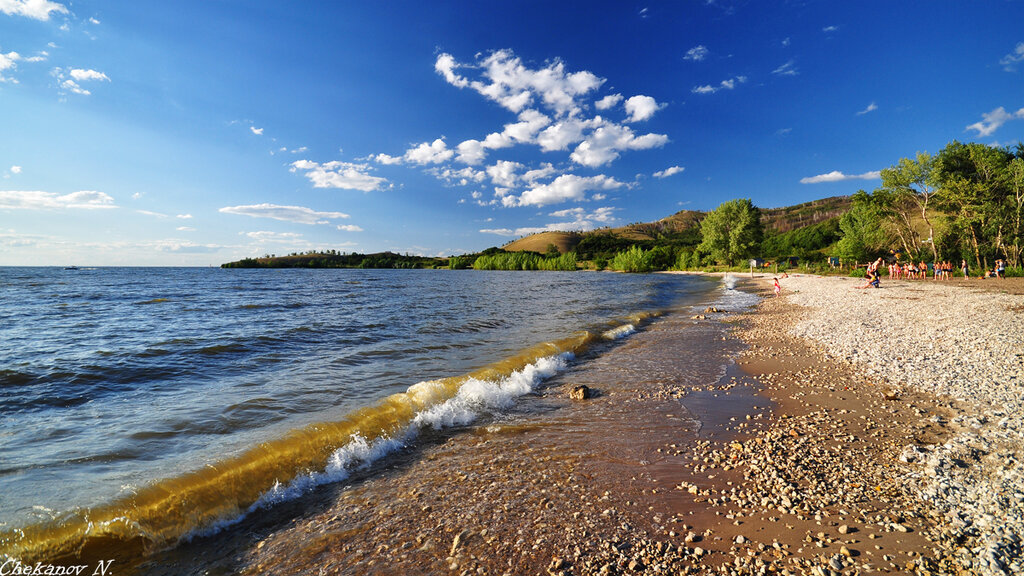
[137,275,1020,574]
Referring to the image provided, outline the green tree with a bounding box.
[934,142,1016,269]
[1006,157,1024,268]
[876,152,940,260]
[696,199,763,266]
[832,191,891,263]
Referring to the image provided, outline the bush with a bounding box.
[471,251,577,271]
[537,252,578,271]
[448,255,477,269]
[610,246,654,273]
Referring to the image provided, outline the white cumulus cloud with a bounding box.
[0,0,68,20]
[290,160,388,191]
[515,174,624,207]
[436,49,605,118]
[403,138,455,165]
[0,51,22,83]
[219,203,350,225]
[570,120,668,168]
[595,93,623,110]
[624,95,664,122]
[653,166,685,179]
[69,68,109,82]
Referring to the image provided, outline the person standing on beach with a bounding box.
[773,277,781,297]
[961,259,969,279]
[996,259,1006,278]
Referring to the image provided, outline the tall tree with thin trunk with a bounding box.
[878,152,940,260]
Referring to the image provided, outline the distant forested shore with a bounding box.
[223,141,1024,277]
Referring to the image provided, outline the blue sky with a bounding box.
[1,0,1023,265]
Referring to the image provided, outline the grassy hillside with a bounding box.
[501,197,851,255]
[502,231,583,254]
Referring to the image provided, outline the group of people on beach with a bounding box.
[857,257,1008,289]
[887,260,958,280]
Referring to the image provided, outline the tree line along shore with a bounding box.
[222,140,1024,277]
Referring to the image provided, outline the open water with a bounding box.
[0,267,752,565]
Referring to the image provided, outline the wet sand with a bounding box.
[144,278,980,575]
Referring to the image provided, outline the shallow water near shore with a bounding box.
[0,267,751,568]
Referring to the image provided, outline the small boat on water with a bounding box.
[64,265,80,270]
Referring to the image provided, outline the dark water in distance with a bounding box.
[0,267,745,560]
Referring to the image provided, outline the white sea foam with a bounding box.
[189,352,576,541]
[602,324,636,340]
[413,353,571,430]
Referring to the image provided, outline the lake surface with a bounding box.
[0,267,753,563]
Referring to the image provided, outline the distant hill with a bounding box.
[221,251,444,269]
[502,197,851,254]
[760,196,852,234]
[222,196,855,268]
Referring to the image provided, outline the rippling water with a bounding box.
[0,267,730,562]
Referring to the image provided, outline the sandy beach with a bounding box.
[140,274,1023,576]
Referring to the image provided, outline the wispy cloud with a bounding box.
[0,190,116,209]
[856,102,878,116]
[966,106,1024,137]
[480,206,617,236]
[0,0,67,20]
[800,170,881,184]
[337,224,363,232]
[1000,42,1024,72]
[692,75,747,94]
[242,231,306,243]
[772,60,798,76]
[219,203,350,225]
[653,166,685,179]
[289,160,388,192]
[684,45,709,62]
[822,25,839,33]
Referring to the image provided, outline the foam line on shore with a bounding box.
[0,321,648,565]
